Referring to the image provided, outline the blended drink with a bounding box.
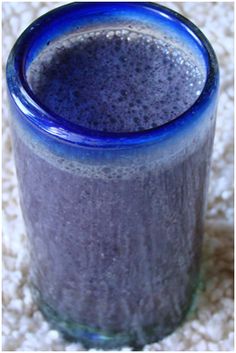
[7,3,218,350]
[28,29,204,131]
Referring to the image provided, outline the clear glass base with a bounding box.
[38,299,180,350]
[31,266,205,351]
[31,279,203,350]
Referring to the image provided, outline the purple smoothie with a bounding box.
[27,29,204,131]
[12,28,214,348]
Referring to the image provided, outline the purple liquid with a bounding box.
[12,29,213,347]
[27,29,204,131]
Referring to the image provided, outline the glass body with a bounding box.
[6,2,219,349]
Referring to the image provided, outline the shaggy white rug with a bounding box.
[2,2,234,351]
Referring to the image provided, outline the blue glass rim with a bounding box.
[6,2,219,148]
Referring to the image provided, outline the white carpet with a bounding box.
[2,2,234,351]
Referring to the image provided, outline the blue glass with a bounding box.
[6,2,219,350]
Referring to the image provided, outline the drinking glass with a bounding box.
[6,2,219,349]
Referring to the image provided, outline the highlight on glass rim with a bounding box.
[3,1,233,351]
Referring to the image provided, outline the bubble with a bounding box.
[120,56,127,63]
[106,31,114,39]
[133,117,140,124]
[121,29,129,35]
[102,167,111,174]
[128,32,138,40]
[120,89,128,96]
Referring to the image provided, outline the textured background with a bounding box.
[2,2,234,351]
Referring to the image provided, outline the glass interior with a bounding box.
[25,5,207,133]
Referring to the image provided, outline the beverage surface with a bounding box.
[27,29,204,132]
